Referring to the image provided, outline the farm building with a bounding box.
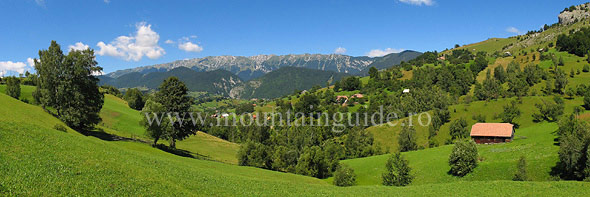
[470,123,515,144]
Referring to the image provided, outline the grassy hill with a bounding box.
[98,94,240,164]
[0,84,36,103]
[4,93,590,195]
[367,96,587,153]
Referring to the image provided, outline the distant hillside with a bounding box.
[230,67,349,99]
[99,67,242,96]
[362,50,422,73]
[104,51,421,81]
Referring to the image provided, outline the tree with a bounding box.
[398,123,417,152]
[500,100,521,126]
[554,113,590,179]
[236,102,255,114]
[448,140,478,177]
[566,87,576,99]
[382,153,413,186]
[583,65,590,72]
[340,76,361,91]
[584,92,590,110]
[154,77,196,148]
[5,76,20,99]
[507,77,529,98]
[532,96,565,122]
[554,68,568,94]
[368,67,379,79]
[34,41,104,130]
[140,99,169,146]
[294,93,320,114]
[295,146,331,178]
[123,88,145,110]
[493,66,507,83]
[449,118,468,140]
[333,164,356,187]
[513,156,528,181]
[474,70,502,100]
[238,141,271,169]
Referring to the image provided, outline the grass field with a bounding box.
[332,122,560,186]
[0,84,36,103]
[98,94,240,164]
[2,93,590,196]
[367,96,587,153]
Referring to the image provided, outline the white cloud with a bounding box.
[399,0,434,6]
[178,41,203,53]
[96,22,165,61]
[366,48,404,57]
[334,47,347,54]
[68,42,90,52]
[506,27,522,35]
[0,61,28,75]
[27,58,35,67]
[104,0,111,3]
[164,39,175,44]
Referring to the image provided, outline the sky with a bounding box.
[0,0,587,75]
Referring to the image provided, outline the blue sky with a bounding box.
[0,0,587,75]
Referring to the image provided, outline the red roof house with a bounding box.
[470,123,515,144]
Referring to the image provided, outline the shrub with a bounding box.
[382,153,413,186]
[584,93,590,110]
[448,140,478,177]
[513,156,528,181]
[53,124,68,132]
[5,76,21,99]
[583,65,590,72]
[333,164,356,187]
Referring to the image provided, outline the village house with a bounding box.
[470,123,515,144]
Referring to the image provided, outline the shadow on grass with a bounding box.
[79,128,149,143]
[154,144,196,158]
[77,127,215,162]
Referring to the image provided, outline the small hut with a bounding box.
[470,123,515,144]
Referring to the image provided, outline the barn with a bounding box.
[470,123,515,144]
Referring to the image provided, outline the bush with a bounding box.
[448,140,478,177]
[584,93,590,110]
[333,164,356,187]
[513,156,528,181]
[5,76,21,99]
[583,65,590,72]
[53,124,67,132]
[382,153,413,186]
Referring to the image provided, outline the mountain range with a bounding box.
[100,50,422,98]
